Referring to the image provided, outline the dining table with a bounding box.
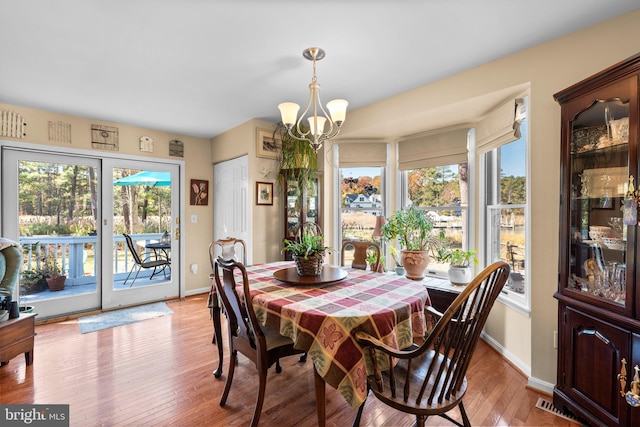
[208,260,430,426]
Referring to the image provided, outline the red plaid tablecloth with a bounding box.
[243,261,429,409]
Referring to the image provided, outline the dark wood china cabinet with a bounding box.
[282,170,321,260]
[555,53,640,426]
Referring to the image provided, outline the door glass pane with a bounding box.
[568,99,629,305]
[113,168,172,289]
[19,160,98,306]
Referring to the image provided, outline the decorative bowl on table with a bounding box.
[603,237,625,250]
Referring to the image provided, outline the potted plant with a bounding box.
[380,206,443,280]
[366,250,385,273]
[20,269,46,294]
[389,246,405,276]
[274,122,318,192]
[283,231,332,276]
[441,248,478,285]
[40,256,66,291]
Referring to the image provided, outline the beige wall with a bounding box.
[319,9,640,388]
[0,102,214,294]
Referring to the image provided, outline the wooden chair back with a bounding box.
[341,241,380,270]
[209,238,247,270]
[214,258,263,361]
[354,261,510,426]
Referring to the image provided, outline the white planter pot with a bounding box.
[448,266,474,285]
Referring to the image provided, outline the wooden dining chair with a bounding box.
[353,261,510,427]
[209,237,247,266]
[122,233,171,287]
[207,237,248,368]
[341,241,380,271]
[214,257,306,427]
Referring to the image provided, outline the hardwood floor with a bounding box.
[0,295,581,426]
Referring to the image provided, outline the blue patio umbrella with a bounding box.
[114,171,172,231]
[113,170,171,187]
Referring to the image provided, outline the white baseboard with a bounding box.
[186,286,210,297]
[480,332,555,394]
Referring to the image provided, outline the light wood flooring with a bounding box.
[0,295,582,426]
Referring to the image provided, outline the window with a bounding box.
[482,113,528,309]
[406,163,469,276]
[340,166,384,244]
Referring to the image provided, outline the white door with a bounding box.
[213,156,250,264]
[102,159,180,309]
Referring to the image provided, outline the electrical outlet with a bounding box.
[553,330,558,349]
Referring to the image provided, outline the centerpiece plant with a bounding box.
[283,230,332,276]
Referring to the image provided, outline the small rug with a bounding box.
[78,302,173,334]
[535,397,581,423]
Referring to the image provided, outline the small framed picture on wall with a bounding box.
[190,179,209,205]
[256,128,281,159]
[256,181,273,205]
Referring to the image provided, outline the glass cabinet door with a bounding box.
[567,98,630,307]
[286,179,301,240]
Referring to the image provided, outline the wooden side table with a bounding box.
[0,312,36,366]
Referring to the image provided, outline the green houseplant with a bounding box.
[365,250,385,273]
[389,246,405,275]
[441,248,478,285]
[380,206,443,280]
[273,122,318,192]
[40,256,66,291]
[283,231,332,276]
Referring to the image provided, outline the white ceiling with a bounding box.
[0,1,638,140]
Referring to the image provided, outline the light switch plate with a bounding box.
[190,214,197,223]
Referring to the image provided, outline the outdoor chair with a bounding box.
[214,257,305,427]
[353,261,510,427]
[341,241,380,271]
[122,234,171,287]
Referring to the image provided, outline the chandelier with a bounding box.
[278,47,348,152]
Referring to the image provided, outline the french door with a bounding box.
[1,148,180,318]
[102,158,180,309]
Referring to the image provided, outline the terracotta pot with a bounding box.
[448,266,474,285]
[46,276,66,291]
[401,250,430,280]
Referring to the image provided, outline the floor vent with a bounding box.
[535,397,581,423]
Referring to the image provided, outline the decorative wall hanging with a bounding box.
[1,110,27,138]
[139,135,154,152]
[169,140,184,157]
[48,121,72,143]
[190,179,209,205]
[256,181,274,205]
[256,128,281,159]
[91,124,119,151]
